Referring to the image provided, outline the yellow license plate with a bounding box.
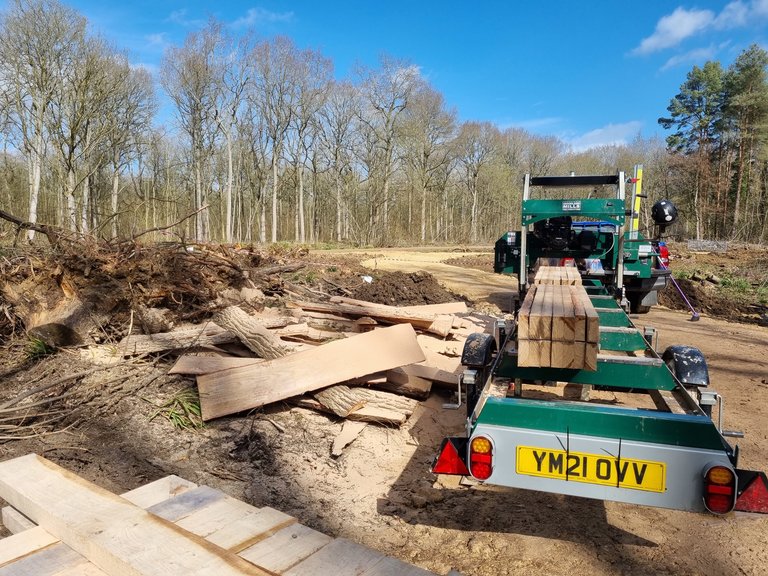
[516,446,666,493]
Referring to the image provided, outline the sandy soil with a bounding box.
[2,247,768,576]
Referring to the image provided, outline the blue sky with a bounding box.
[9,0,768,149]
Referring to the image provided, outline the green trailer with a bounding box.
[432,171,768,515]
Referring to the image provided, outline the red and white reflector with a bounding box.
[735,470,768,514]
[431,437,469,476]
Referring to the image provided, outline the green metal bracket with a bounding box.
[496,352,677,391]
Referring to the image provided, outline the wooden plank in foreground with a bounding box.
[0,454,271,576]
[197,323,425,420]
[285,537,434,576]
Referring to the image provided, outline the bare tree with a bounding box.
[356,56,420,243]
[318,81,359,242]
[249,36,301,242]
[0,0,86,239]
[455,121,500,243]
[161,25,219,242]
[401,85,456,243]
[103,61,156,238]
[207,24,250,244]
[287,48,332,243]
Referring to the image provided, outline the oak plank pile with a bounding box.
[517,267,599,370]
[0,454,440,575]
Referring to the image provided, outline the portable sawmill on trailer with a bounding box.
[431,168,768,515]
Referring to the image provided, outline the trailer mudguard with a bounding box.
[662,345,710,387]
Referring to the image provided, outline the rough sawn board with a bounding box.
[197,323,425,420]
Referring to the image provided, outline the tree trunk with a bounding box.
[213,305,291,359]
[271,152,279,242]
[111,160,120,239]
[26,128,44,242]
[66,168,77,232]
[225,134,234,243]
[298,162,305,243]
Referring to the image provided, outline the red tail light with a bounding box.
[469,436,493,480]
[657,243,670,268]
[703,465,736,514]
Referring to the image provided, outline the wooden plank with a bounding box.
[331,297,468,315]
[285,537,433,576]
[292,300,452,337]
[528,283,552,340]
[569,286,587,342]
[551,341,585,369]
[174,497,260,538]
[0,454,271,576]
[550,285,576,342]
[1,507,35,534]
[145,485,227,522]
[207,507,296,553]
[517,339,551,368]
[0,541,90,575]
[584,342,598,371]
[516,286,535,340]
[197,323,425,421]
[120,475,197,509]
[169,356,264,375]
[239,524,331,574]
[0,526,59,568]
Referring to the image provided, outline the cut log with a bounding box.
[315,385,417,418]
[110,323,236,357]
[0,454,271,576]
[197,323,425,420]
[213,306,293,359]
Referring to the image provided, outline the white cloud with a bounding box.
[232,7,294,29]
[634,1,768,55]
[568,121,643,152]
[633,7,714,54]
[660,44,726,71]
[714,1,750,28]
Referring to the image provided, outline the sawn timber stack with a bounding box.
[517,268,599,369]
[0,454,441,575]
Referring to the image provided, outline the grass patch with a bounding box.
[148,387,204,430]
[26,337,55,359]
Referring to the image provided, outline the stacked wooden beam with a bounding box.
[518,267,599,370]
[0,454,439,575]
[533,264,582,286]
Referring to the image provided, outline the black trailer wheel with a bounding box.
[461,333,497,416]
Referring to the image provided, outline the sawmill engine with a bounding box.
[532,216,573,251]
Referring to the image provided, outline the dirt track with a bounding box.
[352,248,768,576]
[1,248,767,576]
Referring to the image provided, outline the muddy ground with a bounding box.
[1,243,767,576]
